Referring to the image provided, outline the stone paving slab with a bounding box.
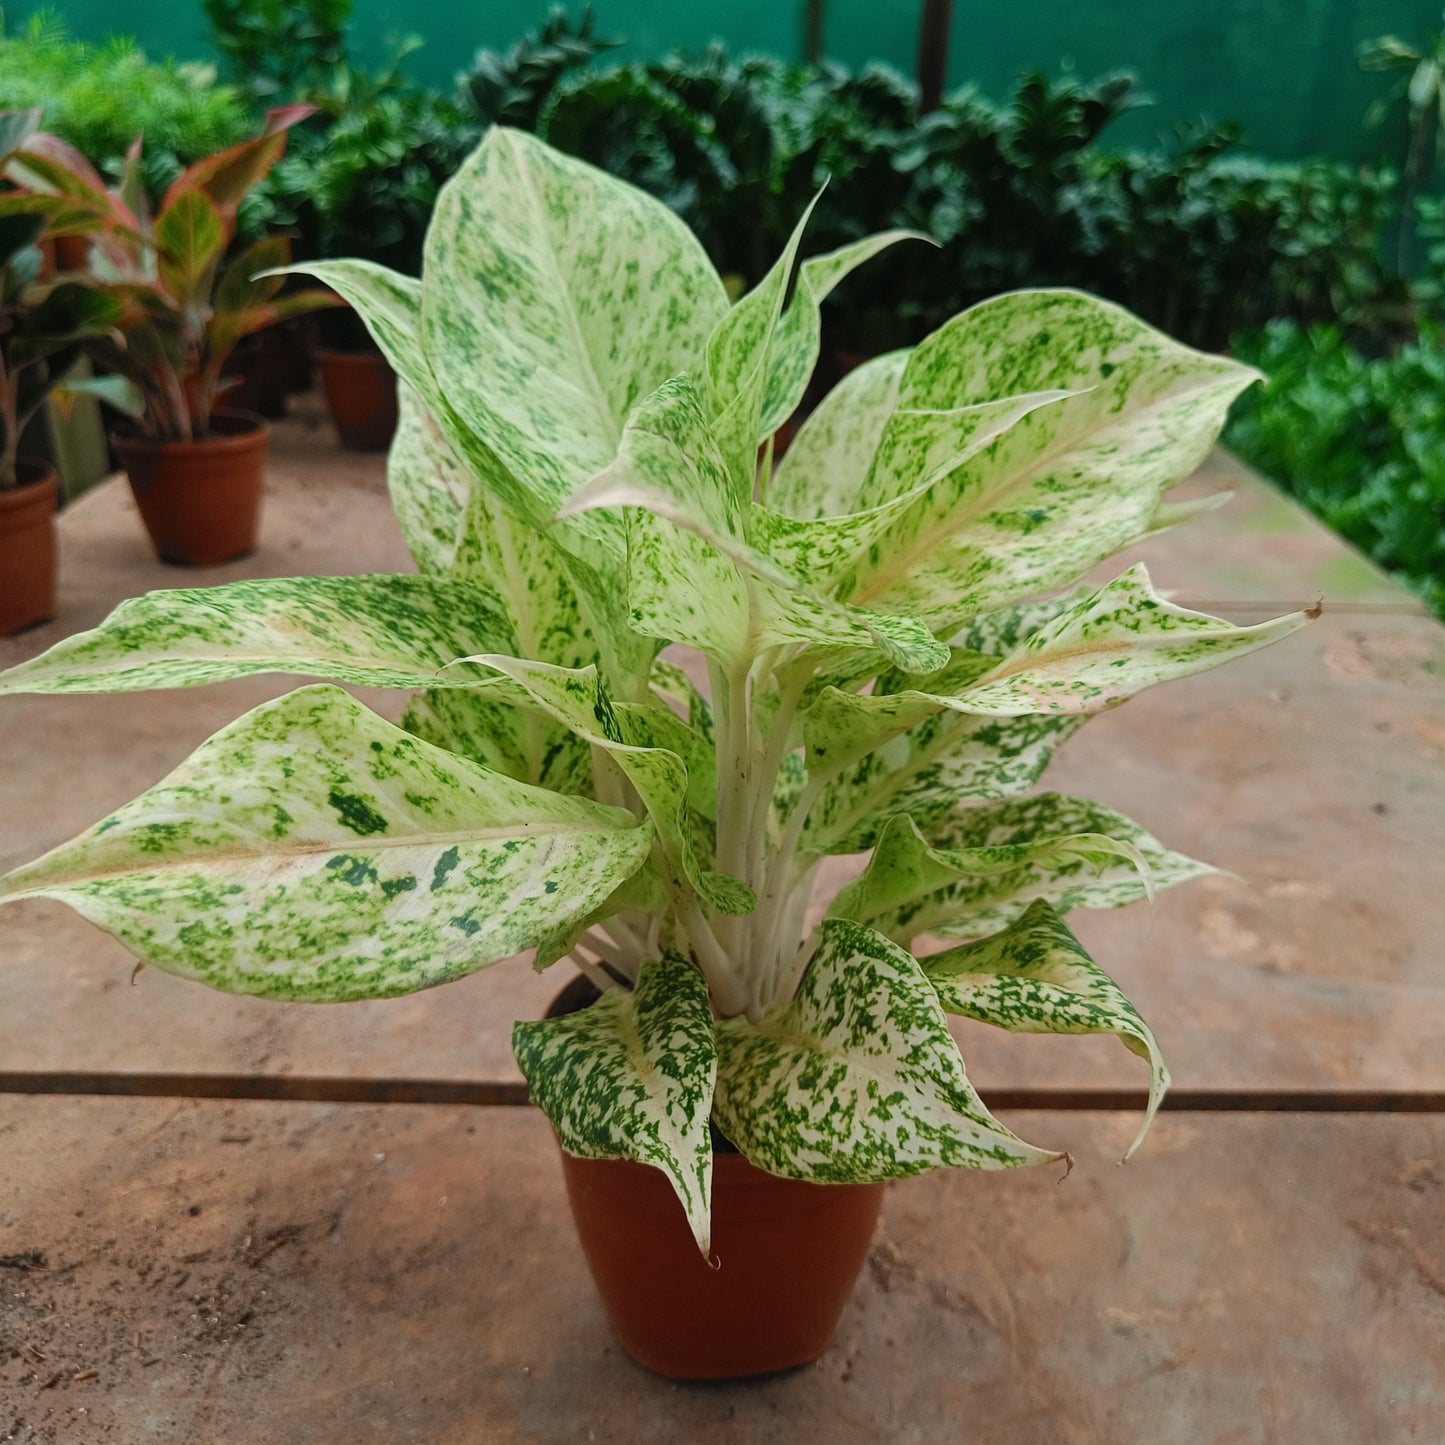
[1,1098,1440,1444]
[1,418,1442,1091]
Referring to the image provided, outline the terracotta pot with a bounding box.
[113,411,269,567]
[54,236,90,271]
[546,978,886,1379]
[0,460,59,636]
[317,349,398,452]
[225,330,294,419]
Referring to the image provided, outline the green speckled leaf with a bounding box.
[832,796,1211,945]
[957,564,1313,716]
[755,389,1073,587]
[388,384,471,574]
[924,899,1169,1159]
[565,376,948,674]
[461,654,752,916]
[714,918,1062,1181]
[422,127,728,529]
[775,290,1261,629]
[768,351,908,520]
[0,576,517,695]
[760,231,923,439]
[704,194,817,498]
[0,687,652,1000]
[513,951,717,1253]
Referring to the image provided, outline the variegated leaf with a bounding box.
[422,127,728,526]
[0,576,516,695]
[399,686,593,797]
[754,389,1074,587]
[459,654,753,916]
[777,290,1261,629]
[513,952,717,1254]
[704,194,818,498]
[957,565,1314,716]
[831,797,1211,944]
[0,687,653,999]
[760,231,924,439]
[767,350,907,519]
[564,376,949,674]
[389,383,470,574]
[924,899,1169,1159]
[804,707,1085,855]
[714,918,1063,1180]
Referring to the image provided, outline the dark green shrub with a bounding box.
[1226,321,1445,616]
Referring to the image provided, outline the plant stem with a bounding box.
[676,892,751,1018]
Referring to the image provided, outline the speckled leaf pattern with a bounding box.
[388,385,470,574]
[832,796,1211,944]
[459,655,753,916]
[422,127,728,526]
[0,687,653,1000]
[704,195,817,498]
[714,918,1063,1181]
[924,899,1169,1159]
[769,289,1261,630]
[760,231,923,438]
[767,350,908,519]
[0,576,517,695]
[282,256,560,546]
[804,705,1085,855]
[513,951,717,1254]
[564,376,949,674]
[755,389,1074,587]
[958,564,1313,716]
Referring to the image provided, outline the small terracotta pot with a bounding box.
[54,236,91,271]
[113,410,270,567]
[546,978,886,1379]
[0,460,59,636]
[225,330,295,419]
[317,349,398,452]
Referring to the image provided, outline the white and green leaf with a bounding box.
[513,951,718,1254]
[422,126,728,528]
[831,796,1211,944]
[0,687,653,999]
[714,918,1063,1180]
[0,575,517,695]
[924,899,1169,1159]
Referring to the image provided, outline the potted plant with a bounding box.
[0,109,144,633]
[0,130,1312,1378]
[4,108,338,565]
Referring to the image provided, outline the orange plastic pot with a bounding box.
[317,349,398,452]
[546,979,886,1379]
[113,410,269,567]
[561,1149,885,1380]
[0,460,58,636]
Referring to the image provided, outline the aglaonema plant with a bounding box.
[2,105,338,440]
[0,130,1313,1255]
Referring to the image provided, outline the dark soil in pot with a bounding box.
[544,975,886,1380]
[113,410,270,567]
[0,460,59,636]
[317,349,398,452]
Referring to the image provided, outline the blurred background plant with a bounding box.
[0,0,1439,612]
[0,9,250,199]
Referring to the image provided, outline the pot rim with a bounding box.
[111,409,271,457]
[315,346,390,365]
[0,459,59,511]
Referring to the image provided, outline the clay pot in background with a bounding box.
[113,410,270,567]
[0,461,59,636]
[317,349,398,452]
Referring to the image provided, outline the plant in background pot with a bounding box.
[3,106,338,565]
[0,109,143,634]
[0,130,1314,1379]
